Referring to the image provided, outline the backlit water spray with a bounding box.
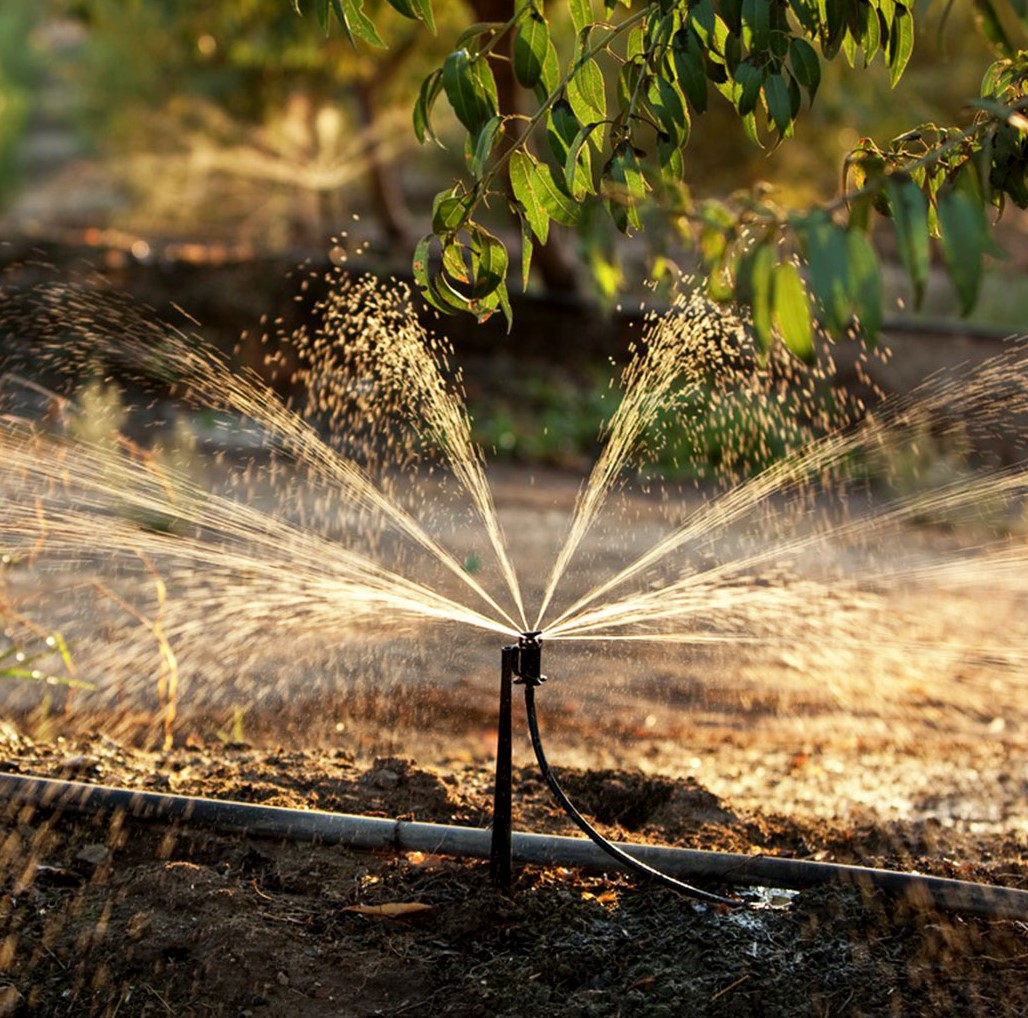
[1,264,1026,905]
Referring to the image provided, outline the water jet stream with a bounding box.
[1,270,1025,902]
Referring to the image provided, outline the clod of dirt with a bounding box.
[555,769,737,832]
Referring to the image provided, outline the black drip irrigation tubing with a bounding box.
[1,772,1026,921]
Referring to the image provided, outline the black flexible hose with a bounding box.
[523,681,743,908]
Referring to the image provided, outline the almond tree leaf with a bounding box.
[861,0,881,64]
[604,145,646,232]
[886,5,914,86]
[741,0,771,51]
[546,98,577,163]
[799,210,851,336]
[740,109,762,147]
[763,71,792,135]
[564,120,603,197]
[772,261,814,359]
[885,176,930,307]
[938,189,987,315]
[413,235,458,315]
[315,0,331,34]
[650,75,690,147]
[339,0,385,47]
[671,29,709,112]
[548,101,594,196]
[568,54,607,125]
[413,0,436,33]
[382,0,435,31]
[534,38,561,101]
[534,160,582,226]
[441,237,469,282]
[442,49,495,135]
[749,242,776,350]
[514,7,549,89]
[519,211,534,290]
[496,278,513,332]
[469,115,503,176]
[845,228,883,342]
[840,27,858,68]
[414,69,444,144]
[383,0,418,20]
[733,60,764,116]
[469,225,508,299]
[431,190,474,233]
[569,0,592,35]
[688,0,718,42]
[509,150,550,243]
[789,37,821,103]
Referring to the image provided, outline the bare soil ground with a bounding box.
[0,726,1025,1018]
[1,463,1026,1018]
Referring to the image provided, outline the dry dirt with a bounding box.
[1,463,1026,1017]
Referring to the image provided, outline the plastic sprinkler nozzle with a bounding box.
[513,631,544,687]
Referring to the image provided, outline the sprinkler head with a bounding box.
[513,631,545,687]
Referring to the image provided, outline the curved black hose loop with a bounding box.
[522,681,743,908]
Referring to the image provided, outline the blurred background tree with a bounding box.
[0,1,1024,333]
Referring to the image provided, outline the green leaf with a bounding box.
[885,176,930,307]
[886,5,914,86]
[845,228,883,341]
[569,0,592,35]
[509,150,550,244]
[534,39,561,101]
[413,69,444,144]
[549,101,594,197]
[772,261,814,359]
[763,72,793,135]
[413,235,453,315]
[650,75,690,147]
[741,0,771,51]
[442,49,496,135]
[339,0,385,47]
[861,0,881,65]
[672,29,709,113]
[688,0,718,43]
[564,119,604,197]
[788,37,821,103]
[937,189,988,314]
[431,190,474,233]
[568,53,607,125]
[800,210,850,336]
[441,237,469,282]
[469,115,503,177]
[469,225,508,299]
[383,0,435,31]
[604,144,647,232]
[514,7,549,89]
[733,60,764,116]
[533,160,582,226]
[520,211,534,291]
[749,242,777,350]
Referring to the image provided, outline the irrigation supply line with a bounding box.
[1,772,1026,921]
